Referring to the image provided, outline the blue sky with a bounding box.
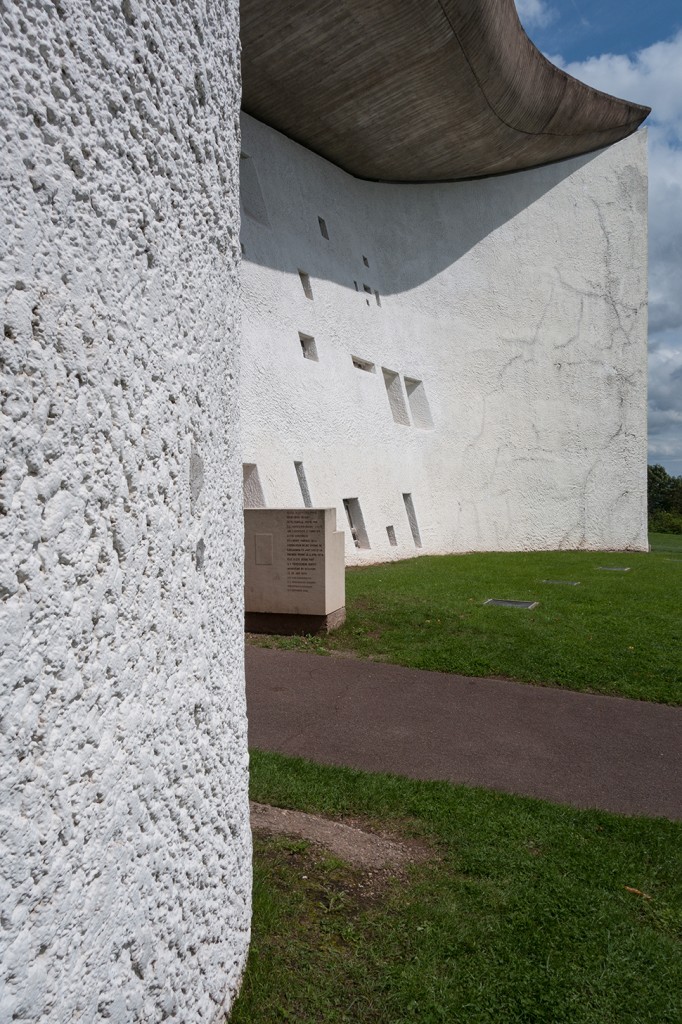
[516,0,682,476]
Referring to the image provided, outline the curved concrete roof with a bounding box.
[240,0,650,183]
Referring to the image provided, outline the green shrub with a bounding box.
[648,509,682,534]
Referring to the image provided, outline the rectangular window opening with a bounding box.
[404,377,434,429]
[342,498,370,550]
[298,270,314,300]
[243,463,266,508]
[294,461,312,508]
[363,255,369,267]
[374,290,381,307]
[318,216,329,240]
[299,332,318,361]
[386,525,397,546]
[382,368,411,425]
[353,280,359,291]
[240,152,270,226]
[363,283,372,294]
[402,493,422,548]
[352,356,375,373]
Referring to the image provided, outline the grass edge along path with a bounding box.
[231,751,682,1024]
[248,543,682,705]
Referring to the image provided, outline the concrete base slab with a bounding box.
[246,606,346,635]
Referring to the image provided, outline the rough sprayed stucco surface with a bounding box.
[240,114,648,564]
[0,2,250,1021]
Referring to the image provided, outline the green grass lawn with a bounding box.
[650,531,682,553]
[249,541,682,705]
[231,751,682,1024]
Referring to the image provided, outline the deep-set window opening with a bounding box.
[294,461,313,507]
[404,377,434,429]
[403,493,422,547]
[342,498,370,549]
[386,525,397,546]
[352,356,375,373]
[363,255,369,267]
[382,368,411,425]
[299,332,318,361]
[240,152,270,226]
[318,216,329,239]
[243,463,266,508]
[298,270,314,300]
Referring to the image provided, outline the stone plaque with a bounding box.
[286,510,323,593]
[255,533,273,565]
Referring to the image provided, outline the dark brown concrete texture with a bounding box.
[241,0,649,182]
[246,647,682,820]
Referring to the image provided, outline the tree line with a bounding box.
[648,464,682,534]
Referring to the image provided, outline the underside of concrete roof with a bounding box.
[240,0,650,182]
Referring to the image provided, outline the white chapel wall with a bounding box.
[0,2,250,1021]
[240,114,648,564]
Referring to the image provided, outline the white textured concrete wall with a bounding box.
[240,115,648,563]
[0,3,250,1021]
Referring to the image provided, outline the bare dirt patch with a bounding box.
[250,801,431,870]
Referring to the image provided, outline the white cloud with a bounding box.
[515,0,555,29]
[555,34,682,134]
[552,32,682,473]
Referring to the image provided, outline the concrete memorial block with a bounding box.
[245,508,346,633]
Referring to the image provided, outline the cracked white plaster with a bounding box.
[240,115,648,560]
[0,1,250,1021]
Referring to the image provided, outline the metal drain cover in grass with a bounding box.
[542,580,580,586]
[597,567,631,572]
[484,598,538,610]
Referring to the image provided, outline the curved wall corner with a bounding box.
[240,114,649,563]
[0,3,250,1022]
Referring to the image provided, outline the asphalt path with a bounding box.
[246,646,682,820]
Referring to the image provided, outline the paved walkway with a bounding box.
[246,647,682,820]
